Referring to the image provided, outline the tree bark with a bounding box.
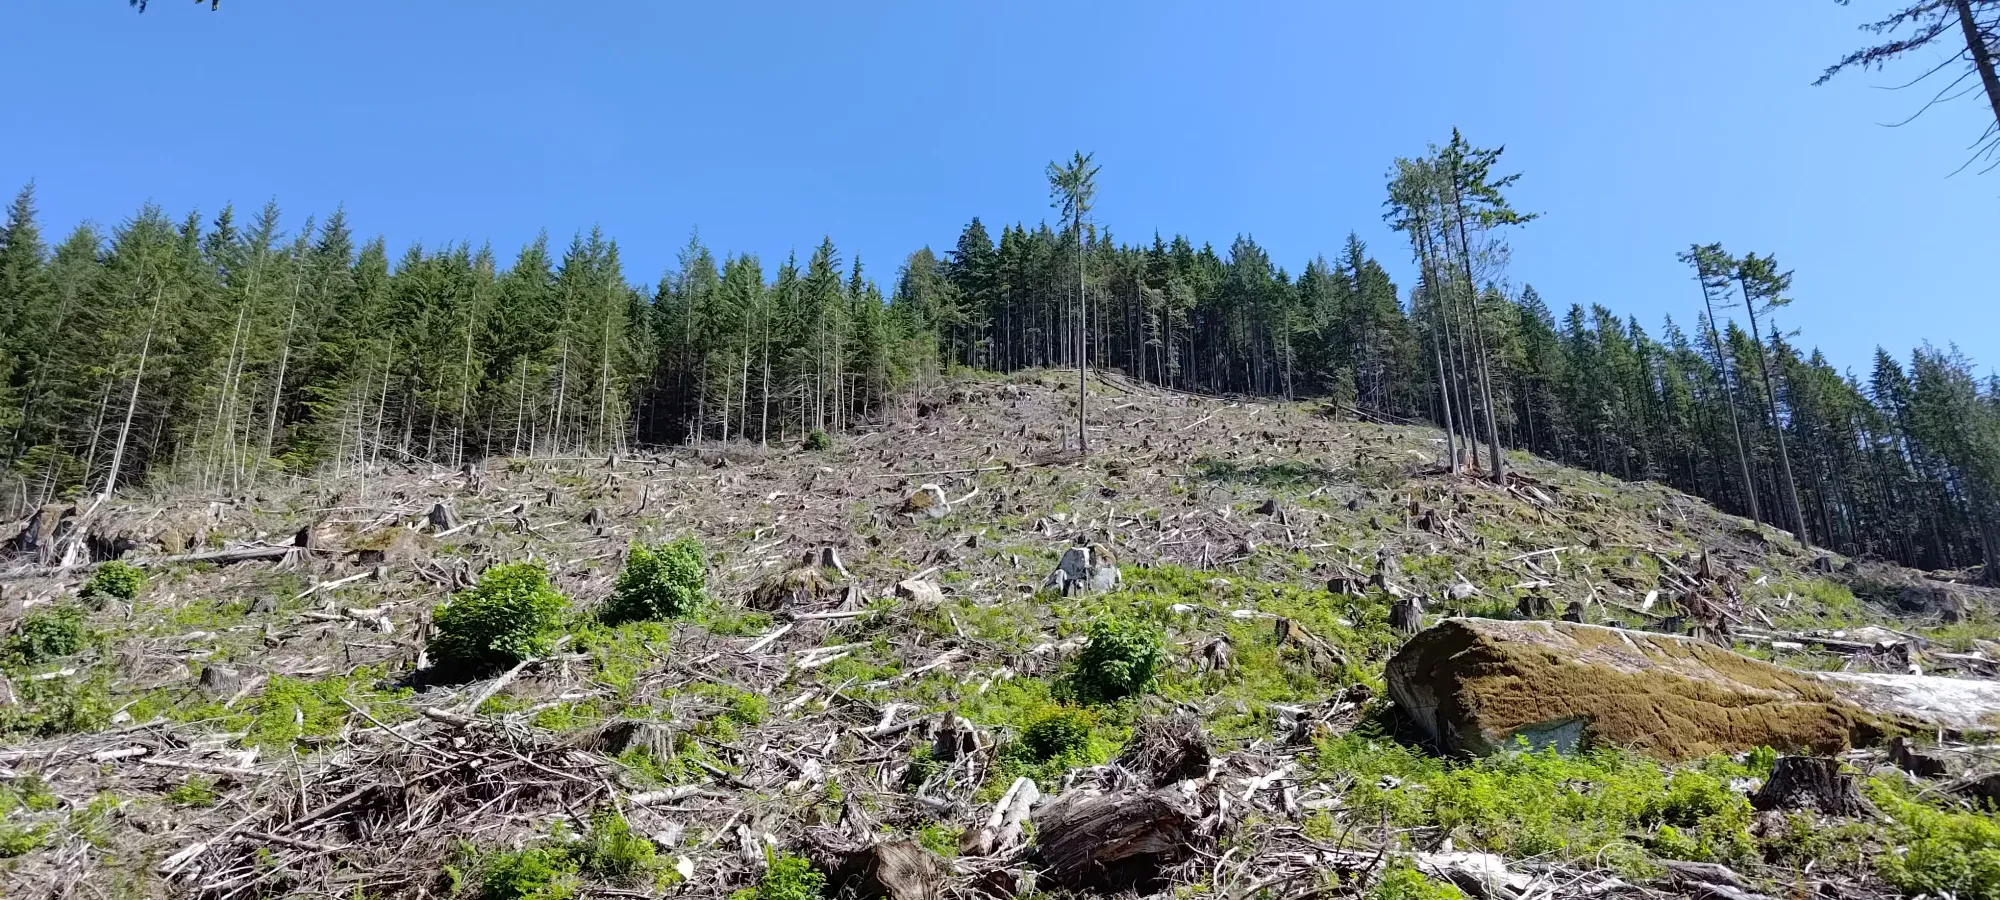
[1956,0,2000,139]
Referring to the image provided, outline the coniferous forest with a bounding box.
[1,137,1997,578]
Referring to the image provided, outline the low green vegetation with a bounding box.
[164,777,219,807]
[803,429,833,452]
[470,809,677,900]
[82,560,146,602]
[1065,616,1164,704]
[4,603,89,667]
[124,666,411,749]
[602,537,707,624]
[1365,864,1466,900]
[736,850,824,900]
[431,562,573,675]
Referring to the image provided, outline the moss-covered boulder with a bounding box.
[1387,618,2000,760]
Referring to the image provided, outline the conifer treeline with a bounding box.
[1,182,1996,575]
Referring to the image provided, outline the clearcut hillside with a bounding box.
[3,370,1997,900]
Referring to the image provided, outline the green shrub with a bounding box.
[0,672,111,737]
[1066,617,1164,703]
[1873,782,2000,900]
[747,851,824,900]
[0,823,48,858]
[82,560,145,602]
[1017,705,1096,763]
[602,538,706,624]
[577,809,663,883]
[480,846,579,900]
[1368,864,1465,900]
[6,604,89,666]
[803,429,833,452]
[431,562,573,675]
[165,777,219,808]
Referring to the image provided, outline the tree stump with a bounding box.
[1031,788,1199,895]
[1389,597,1424,636]
[198,664,243,697]
[807,839,946,900]
[1752,757,1870,816]
[1114,713,1212,788]
[426,501,458,532]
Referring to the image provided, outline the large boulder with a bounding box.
[1386,618,2000,760]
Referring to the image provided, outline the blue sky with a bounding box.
[2,1,1991,375]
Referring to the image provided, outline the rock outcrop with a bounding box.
[1386,618,2000,759]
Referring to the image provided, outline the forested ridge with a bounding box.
[1,148,1996,577]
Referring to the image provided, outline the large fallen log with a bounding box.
[1386,618,2000,759]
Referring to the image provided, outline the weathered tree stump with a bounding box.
[1752,757,1870,816]
[1390,597,1424,636]
[1114,713,1212,788]
[198,664,243,697]
[426,501,457,532]
[565,719,674,757]
[1031,788,1200,895]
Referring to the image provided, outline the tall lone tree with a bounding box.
[1733,251,1812,546]
[1047,151,1099,455]
[1679,243,1761,525]
[1439,130,1535,486]
[1818,1,2000,170]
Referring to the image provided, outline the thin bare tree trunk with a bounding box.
[102,286,166,502]
[259,263,304,481]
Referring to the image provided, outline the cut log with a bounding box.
[1752,757,1870,817]
[818,546,852,578]
[139,545,293,568]
[1031,787,1199,895]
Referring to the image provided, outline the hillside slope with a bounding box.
[3,370,1997,900]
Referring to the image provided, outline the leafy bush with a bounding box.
[1873,782,2000,900]
[431,562,573,675]
[576,809,664,883]
[747,851,824,900]
[82,560,145,602]
[6,604,89,666]
[1368,864,1465,900]
[1017,705,1096,763]
[0,823,48,858]
[602,538,705,624]
[480,846,579,900]
[0,672,112,737]
[165,777,219,807]
[803,429,833,452]
[1066,617,1164,703]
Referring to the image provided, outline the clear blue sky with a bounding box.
[2,1,1991,376]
